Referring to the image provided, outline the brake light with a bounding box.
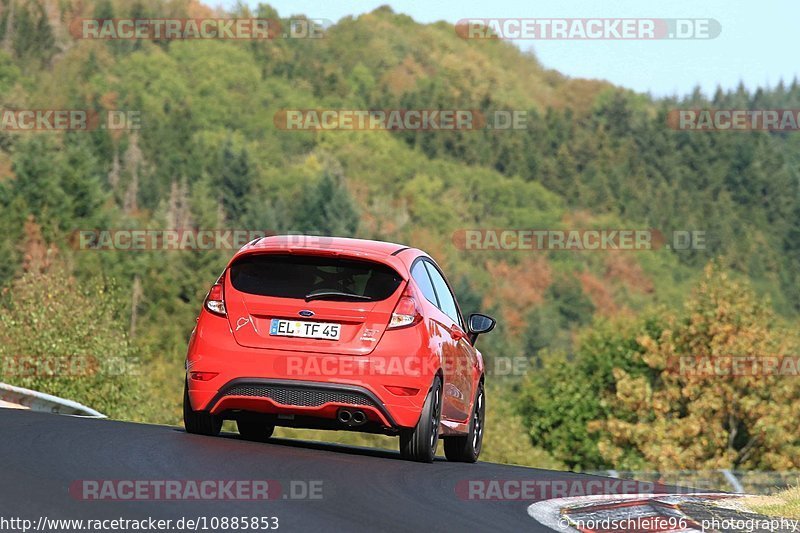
[204,283,226,317]
[388,284,422,329]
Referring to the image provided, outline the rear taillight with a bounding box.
[204,283,226,317]
[388,284,422,329]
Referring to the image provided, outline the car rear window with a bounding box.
[229,254,403,301]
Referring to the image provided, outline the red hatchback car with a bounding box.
[183,236,496,462]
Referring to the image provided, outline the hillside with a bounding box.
[0,0,798,468]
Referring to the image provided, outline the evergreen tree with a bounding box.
[296,171,360,236]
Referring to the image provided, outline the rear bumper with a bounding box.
[185,313,438,430]
[205,378,400,428]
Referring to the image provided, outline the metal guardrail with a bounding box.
[0,382,106,418]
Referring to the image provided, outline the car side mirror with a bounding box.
[468,313,496,343]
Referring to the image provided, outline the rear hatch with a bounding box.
[224,252,404,355]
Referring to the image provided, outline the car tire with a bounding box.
[399,375,442,463]
[183,380,222,436]
[444,381,484,463]
[237,415,275,442]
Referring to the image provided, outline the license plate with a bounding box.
[269,319,341,340]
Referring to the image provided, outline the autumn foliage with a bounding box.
[522,263,800,470]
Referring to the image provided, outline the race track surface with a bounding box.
[0,409,677,532]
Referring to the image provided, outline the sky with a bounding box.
[215,0,798,99]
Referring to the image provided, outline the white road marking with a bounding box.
[527,492,729,532]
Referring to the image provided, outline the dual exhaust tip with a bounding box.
[337,408,367,427]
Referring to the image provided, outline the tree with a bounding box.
[9,137,68,231]
[9,0,55,65]
[295,171,360,236]
[215,139,256,224]
[123,134,144,213]
[518,315,660,469]
[0,237,143,419]
[520,263,800,470]
[590,263,800,470]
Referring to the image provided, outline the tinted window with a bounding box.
[411,261,438,305]
[424,262,462,326]
[230,254,402,301]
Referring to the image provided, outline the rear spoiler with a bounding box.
[230,246,412,281]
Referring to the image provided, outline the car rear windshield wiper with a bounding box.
[304,290,373,302]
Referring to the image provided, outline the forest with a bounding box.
[0,0,798,469]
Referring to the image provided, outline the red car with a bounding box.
[183,236,496,462]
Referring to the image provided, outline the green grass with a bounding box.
[741,487,800,519]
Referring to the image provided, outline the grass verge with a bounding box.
[738,487,800,519]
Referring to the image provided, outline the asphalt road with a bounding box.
[0,409,675,532]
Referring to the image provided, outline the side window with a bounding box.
[411,261,438,306]
[424,262,462,327]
